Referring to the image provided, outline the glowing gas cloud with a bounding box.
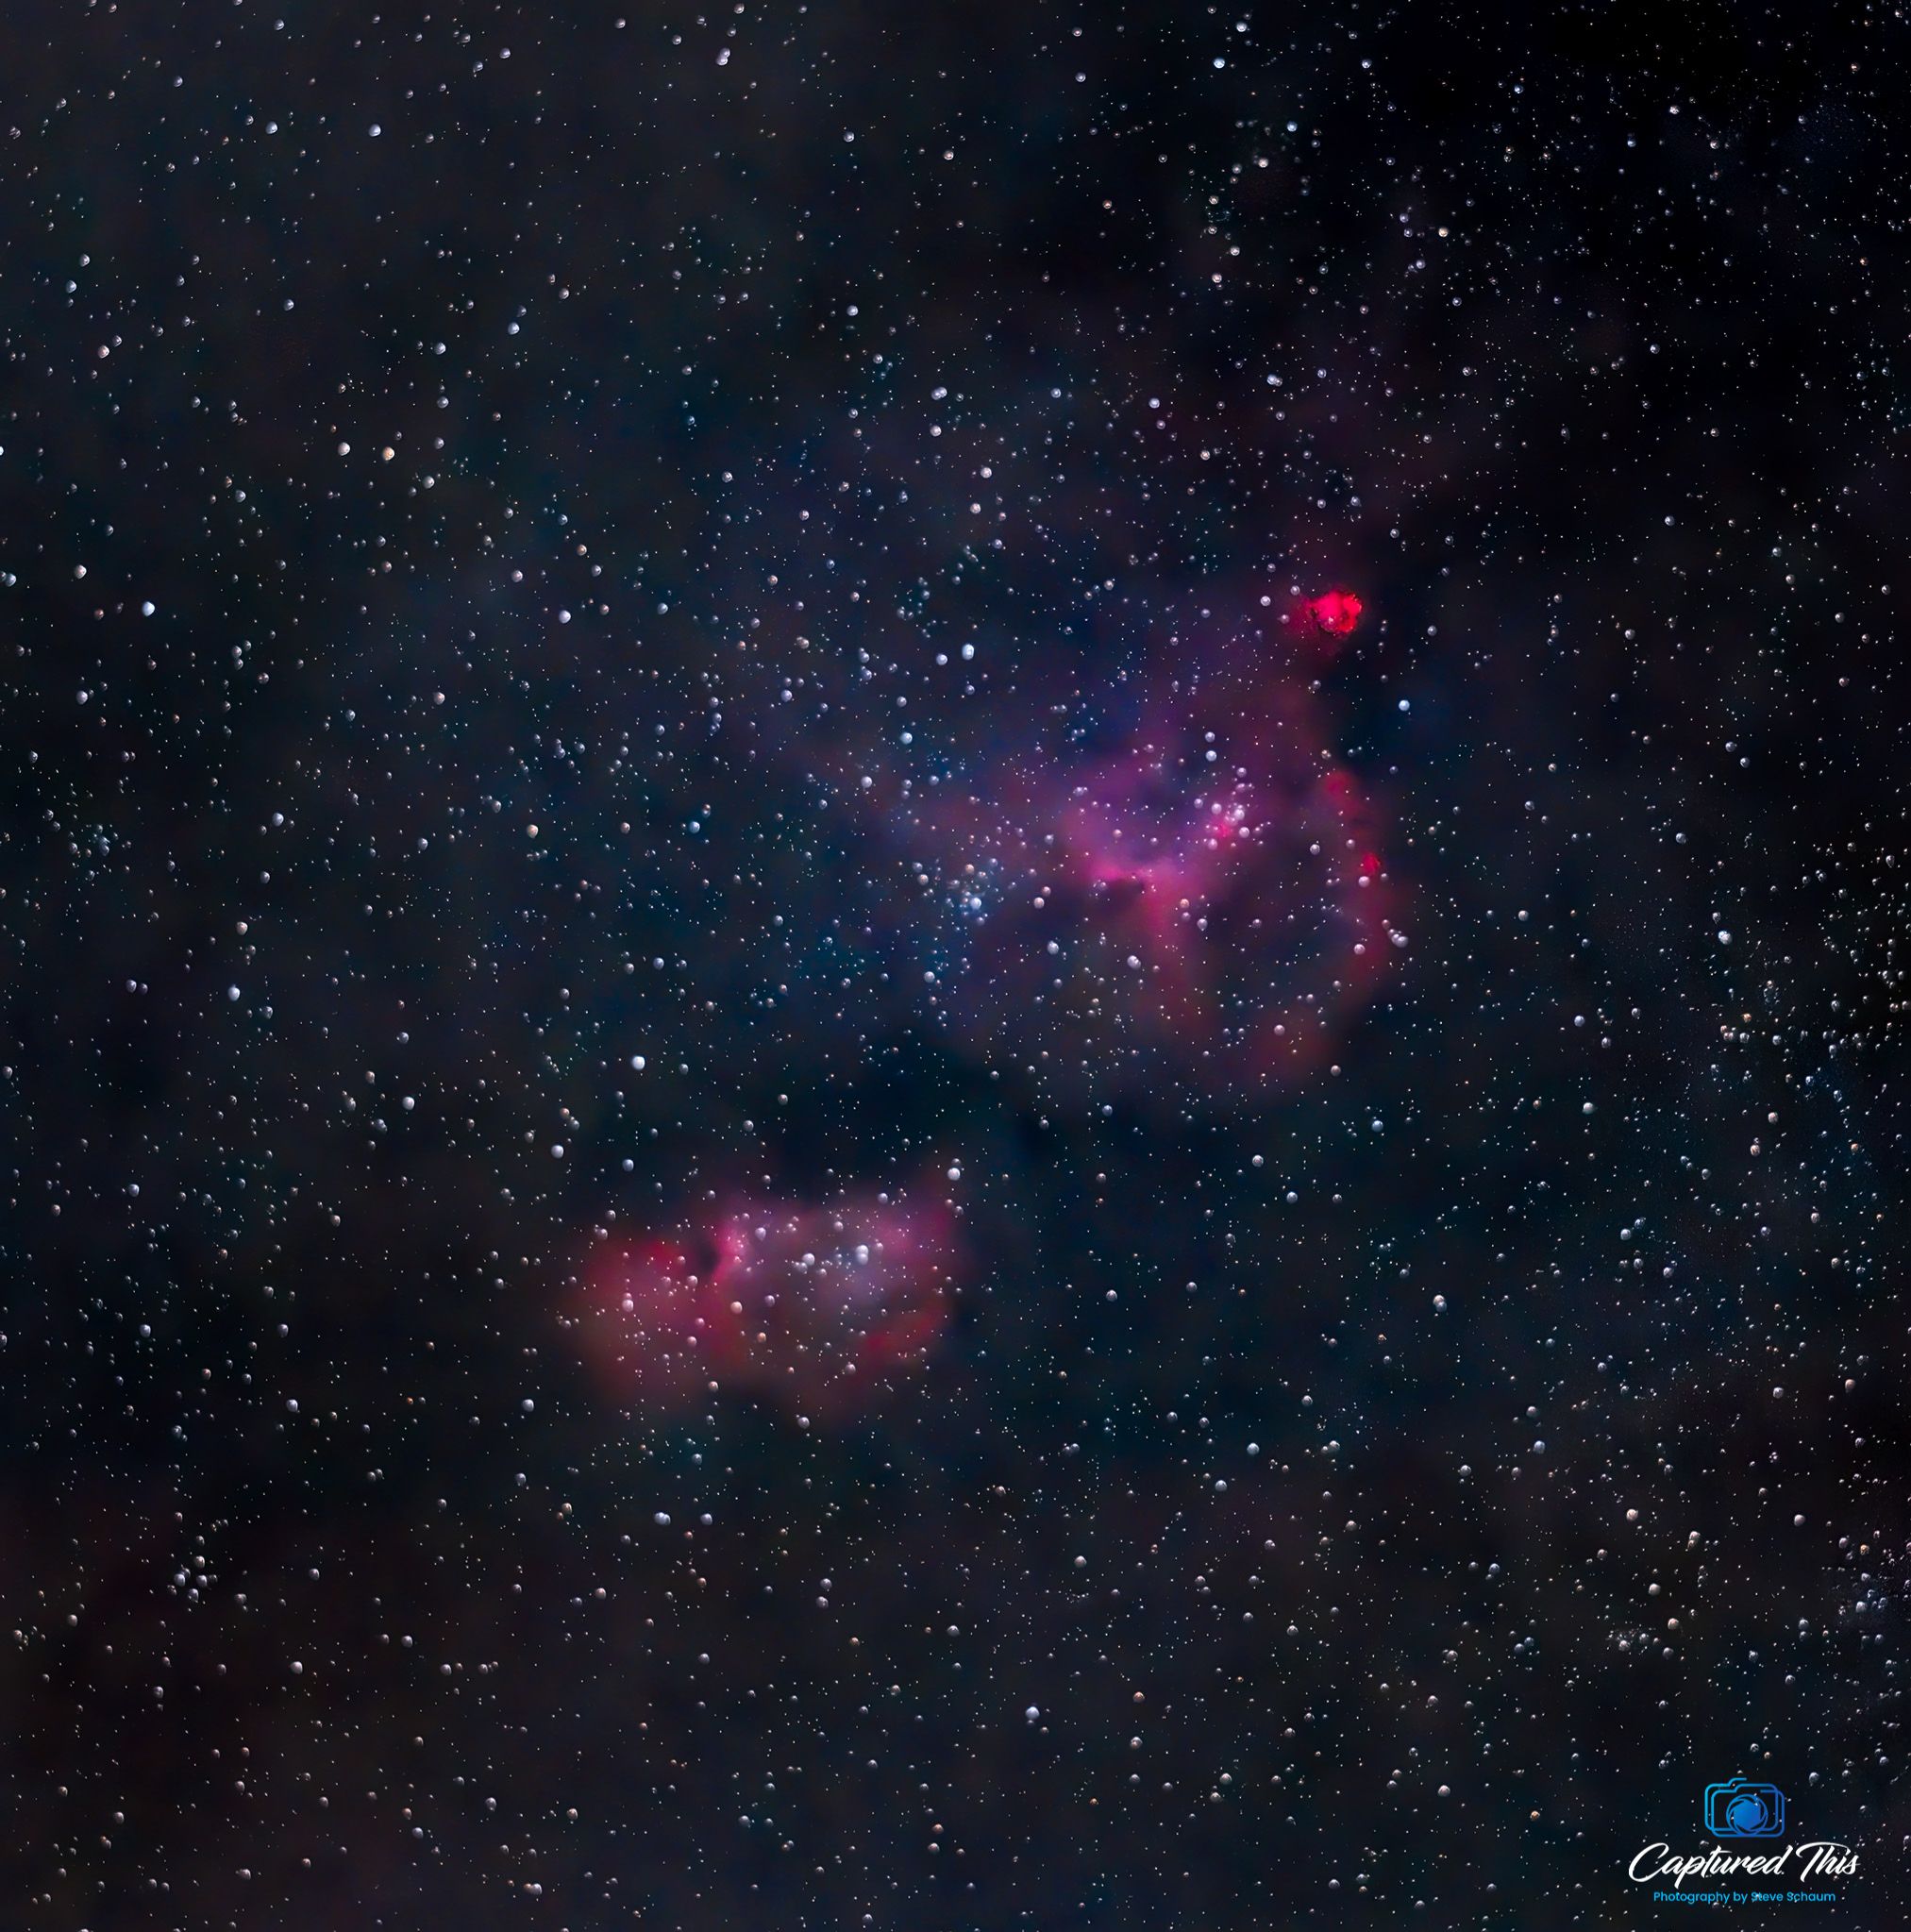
[572,1185,963,1419]
[880,592,1405,1104]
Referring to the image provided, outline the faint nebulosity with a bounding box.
[2,1,1907,1926]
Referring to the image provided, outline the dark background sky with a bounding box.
[2,0,1907,1925]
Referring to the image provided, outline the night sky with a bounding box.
[3,1,1908,1925]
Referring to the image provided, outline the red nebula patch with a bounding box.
[1305,589,1363,635]
[572,1189,961,1420]
[758,587,1403,1110]
[913,697,1404,1103]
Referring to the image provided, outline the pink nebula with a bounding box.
[1305,589,1363,635]
[866,571,1404,1103]
[572,1187,962,1419]
[747,585,1400,1106]
[931,718,1399,1101]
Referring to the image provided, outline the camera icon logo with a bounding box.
[1703,1778,1785,1840]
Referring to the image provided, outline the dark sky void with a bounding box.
[2,1,1908,1926]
